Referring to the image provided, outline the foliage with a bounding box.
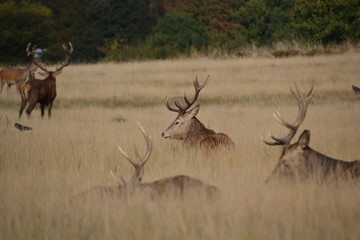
[147,13,210,59]
[36,0,157,62]
[0,0,54,64]
[234,0,296,46]
[291,0,360,45]
[0,0,359,63]
[99,38,155,62]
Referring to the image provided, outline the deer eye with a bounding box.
[175,121,180,125]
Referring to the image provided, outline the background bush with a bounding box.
[0,0,359,64]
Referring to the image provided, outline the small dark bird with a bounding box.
[14,123,32,131]
[352,85,360,94]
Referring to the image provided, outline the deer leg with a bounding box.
[16,83,22,95]
[26,102,37,118]
[40,104,46,118]
[19,99,28,119]
[48,102,53,118]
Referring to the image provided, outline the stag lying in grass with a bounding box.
[19,42,73,118]
[262,84,360,183]
[162,76,234,150]
[0,44,37,94]
[77,123,219,200]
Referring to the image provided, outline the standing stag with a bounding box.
[263,84,360,183]
[77,123,219,200]
[162,76,234,149]
[19,42,73,118]
[0,46,38,94]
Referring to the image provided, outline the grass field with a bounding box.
[1,50,360,240]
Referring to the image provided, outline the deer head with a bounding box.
[162,76,209,140]
[262,84,314,182]
[112,122,152,195]
[26,42,73,79]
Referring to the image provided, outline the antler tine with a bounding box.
[305,82,315,101]
[166,98,181,113]
[118,123,152,168]
[261,135,284,146]
[273,111,295,129]
[62,42,73,55]
[110,170,127,186]
[56,42,73,72]
[26,42,36,56]
[263,83,314,147]
[26,42,47,72]
[165,76,209,114]
[118,145,139,167]
[182,75,209,111]
[136,122,152,165]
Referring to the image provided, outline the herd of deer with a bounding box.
[1,43,359,201]
[0,42,73,118]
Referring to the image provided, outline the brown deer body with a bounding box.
[263,84,360,183]
[19,43,73,118]
[0,53,37,94]
[77,123,219,200]
[162,77,234,149]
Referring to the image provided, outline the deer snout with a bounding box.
[162,131,170,139]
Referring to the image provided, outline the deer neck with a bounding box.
[184,117,215,146]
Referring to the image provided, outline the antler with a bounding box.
[118,122,152,169]
[26,42,36,57]
[26,42,48,72]
[262,83,314,147]
[55,42,73,72]
[166,75,209,114]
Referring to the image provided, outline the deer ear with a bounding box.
[298,130,310,149]
[187,105,200,118]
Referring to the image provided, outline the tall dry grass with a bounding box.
[1,51,360,240]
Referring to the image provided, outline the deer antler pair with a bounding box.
[166,75,209,114]
[117,122,152,167]
[111,122,152,187]
[26,42,73,73]
[262,83,314,147]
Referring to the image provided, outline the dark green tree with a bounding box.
[234,0,268,45]
[291,0,360,45]
[35,0,157,62]
[0,0,54,64]
[147,13,209,59]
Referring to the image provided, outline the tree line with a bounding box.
[0,0,359,64]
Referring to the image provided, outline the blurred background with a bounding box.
[0,0,359,64]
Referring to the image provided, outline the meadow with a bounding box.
[0,50,360,240]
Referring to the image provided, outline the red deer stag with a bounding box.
[0,44,38,94]
[77,123,219,200]
[263,84,360,183]
[161,76,234,150]
[19,42,73,118]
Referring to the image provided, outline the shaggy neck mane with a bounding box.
[184,117,215,146]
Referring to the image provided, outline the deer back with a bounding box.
[142,175,220,199]
[265,107,360,183]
